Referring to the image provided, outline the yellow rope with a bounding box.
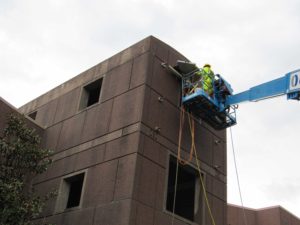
[176,106,217,225]
[187,113,216,225]
[171,159,179,225]
[177,106,194,165]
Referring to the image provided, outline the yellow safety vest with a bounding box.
[195,70,215,95]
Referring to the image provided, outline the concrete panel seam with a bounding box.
[100,80,144,105]
[140,123,226,181]
[139,85,226,142]
[19,49,152,114]
[131,198,160,214]
[40,83,145,131]
[33,152,139,186]
[52,130,122,161]
[106,97,115,132]
[144,81,181,110]
[51,123,140,162]
[111,160,120,201]
[140,123,178,153]
[51,98,60,129]
[127,60,134,92]
[135,152,165,170]
[38,205,96,218]
[91,207,97,225]
[122,123,141,136]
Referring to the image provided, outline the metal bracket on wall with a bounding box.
[214,139,221,145]
[147,126,161,140]
[158,96,164,102]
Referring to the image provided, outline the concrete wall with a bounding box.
[17,36,227,225]
[227,204,256,225]
[228,204,300,225]
[278,207,300,225]
[0,97,44,138]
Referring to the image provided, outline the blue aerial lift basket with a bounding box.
[164,60,237,130]
[163,60,300,130]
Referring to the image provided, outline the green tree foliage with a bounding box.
[0,114,54,225]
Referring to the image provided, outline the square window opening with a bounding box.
[65,173,85,208]
[28,111,37,120]
[56,172,86,212]
[166,155,203,222]
[79,78,102,110]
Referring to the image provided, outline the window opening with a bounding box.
[166,155,201,222]
[65,173,85,208]
[28,111,37,120]
[79,78,102,110]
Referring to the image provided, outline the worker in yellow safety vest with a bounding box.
[194,64,215,96]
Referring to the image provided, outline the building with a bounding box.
[1,36,227,225]
[2,36,300,225]
[0,97,43,138]
[228,204,300,225]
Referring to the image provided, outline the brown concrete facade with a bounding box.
[0,97,44,138]
[5,36,227,225]
[228,204,300,225]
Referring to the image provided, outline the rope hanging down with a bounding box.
[172,106,216,225]
[177,106,194,165]
[229,127,248,225]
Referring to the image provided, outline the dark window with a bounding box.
[28,111,37,120]
[79,78,102,109]
[166,155,200,221]
[65,173,85,208]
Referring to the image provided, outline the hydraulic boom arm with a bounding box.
[225,70,300,106]
[164,60,300,130]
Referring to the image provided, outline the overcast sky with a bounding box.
[1,0,300,218]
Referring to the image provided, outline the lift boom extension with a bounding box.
[225,70,300,105]
[164,60,300,130]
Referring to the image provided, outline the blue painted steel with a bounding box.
[216,74,234,94]
[181,73,237,129]
[182,81,228,112]
[225,76,287,106]
[179,61,300,129]
[288,70,300,92]
[225,70,300,106]
[182,88,219,107]
[287,92,300,100]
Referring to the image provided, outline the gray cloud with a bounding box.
[262,179,300,203]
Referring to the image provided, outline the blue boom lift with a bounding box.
[163,60,300,130]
